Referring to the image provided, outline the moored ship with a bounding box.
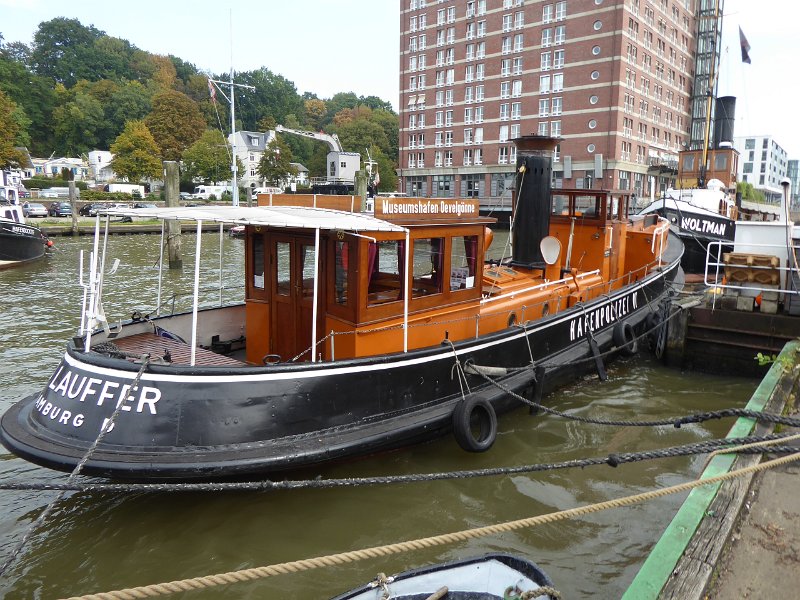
[0,136,682,480]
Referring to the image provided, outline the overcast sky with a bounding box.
[1,0,798,156]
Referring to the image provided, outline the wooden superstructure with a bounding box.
[243,191,668,365]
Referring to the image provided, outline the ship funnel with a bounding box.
[511,135,559,269]
[714,96,736,149]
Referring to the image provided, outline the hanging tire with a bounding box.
[613,321,638,356]
[452,396,498,452]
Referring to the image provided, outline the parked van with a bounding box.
[192,185,231,200]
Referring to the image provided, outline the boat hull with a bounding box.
[0,221,48,269]
[331,553,555,600]
[0,240,682,480]
[639,203,733,274]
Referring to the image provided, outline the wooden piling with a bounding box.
[164,161,182,270]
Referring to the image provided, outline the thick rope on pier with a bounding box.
[60,451,800,600]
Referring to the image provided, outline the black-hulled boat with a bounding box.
[0,188,50,269]
[0,137,682,481]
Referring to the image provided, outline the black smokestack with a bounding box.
[714,96,736,149]
[511,135,559,269]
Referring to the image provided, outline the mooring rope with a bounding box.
[0,356,151,580]
[58,451,800,600]
[474,369,800,429]
[1,434,797,494]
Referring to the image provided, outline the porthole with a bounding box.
[595,0,604,4]
[590,95,599,105]
[592,45,601,56]
[588,119,597,129]
[591,70,600,80]
[542,304,550,317]
[587,144,596,152]
[508,312,517,327]
[593,20,603,30]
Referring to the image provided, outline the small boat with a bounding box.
[0,136,681,480]
[228,224,245,237]
[331,553,558,600]
[0,187,51,270]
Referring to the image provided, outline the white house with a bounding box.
[228,130,275,197]
[31,156,90,180]
[88,150,115,183]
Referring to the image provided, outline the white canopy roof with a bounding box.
[100,205,406,233]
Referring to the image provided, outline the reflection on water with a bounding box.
[0,231,756,599]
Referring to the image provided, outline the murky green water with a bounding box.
[0,231,757,599]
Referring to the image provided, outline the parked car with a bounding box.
[132,202,157,209]
[79,203,104,217]
[179,192,192,201]
[48,202,73,217]
[22,202,47,218]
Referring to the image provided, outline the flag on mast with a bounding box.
[739,26,752,64]
[208,79,217,101]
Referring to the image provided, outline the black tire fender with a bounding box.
[613,321,638,356]
[452,396,498,452]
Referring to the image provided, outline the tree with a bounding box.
[182,129,241,183]
[145,89,205,161]
[303,98,327,130]
[257,137,297,187]
[368,145,398,192]
[109,120,162,182]
[0,90,26,169]
[30,17,104,86]
[52,89,105,155]
[106,81,152,145]
[0,52,57,155]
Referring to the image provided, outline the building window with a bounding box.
[554,25,565,44]
[552,96,562,115]
[541,51,552,70]
[513,57,523,74]
[551,121,561,137]
[539,98,549,117]
[540,75,551,93]
[500,103,510,120]
[553,73,563,91]
[553,49,564,68]
[543,4,553,23]
[555,1,566,20]
[542,28,553,46]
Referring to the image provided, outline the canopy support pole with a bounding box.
[219,223,224,306]
[84,215,102,352]
[190,221,202,366]
[311,227,320,362]
[403,228,410,353]
[156,220,165,316]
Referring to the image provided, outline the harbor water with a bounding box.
[0,230,757,599]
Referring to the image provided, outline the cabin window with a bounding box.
[412,237,444,297]
[301,245,316,299]
[367,239,405,305]
[714,153,728,170]
[334,240,350,305]
[450,235,479,290]
[682,154,695,171]
[276,241,290,296]
[253,235,265,289]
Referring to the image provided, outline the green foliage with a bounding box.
[110,120,162,181]
[737,181,766,203]
[145,89,205,161]
[24,177,87,190]
[52,88,105,154]
[80,189,141,201]
[182,129,240,183]
[0,89,26,168]
[258,137,298,186]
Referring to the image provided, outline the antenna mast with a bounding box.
[208,12,254,207]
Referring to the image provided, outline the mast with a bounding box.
[208,76,254,207]
[208,14,254,207]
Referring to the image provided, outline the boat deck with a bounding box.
[112,332,246,367]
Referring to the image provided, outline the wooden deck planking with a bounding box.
[112,332,245,367]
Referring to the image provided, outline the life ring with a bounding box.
[452,396,498,452]
[613,321,638,356]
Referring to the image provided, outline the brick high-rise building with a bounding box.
[398,0,697,202]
